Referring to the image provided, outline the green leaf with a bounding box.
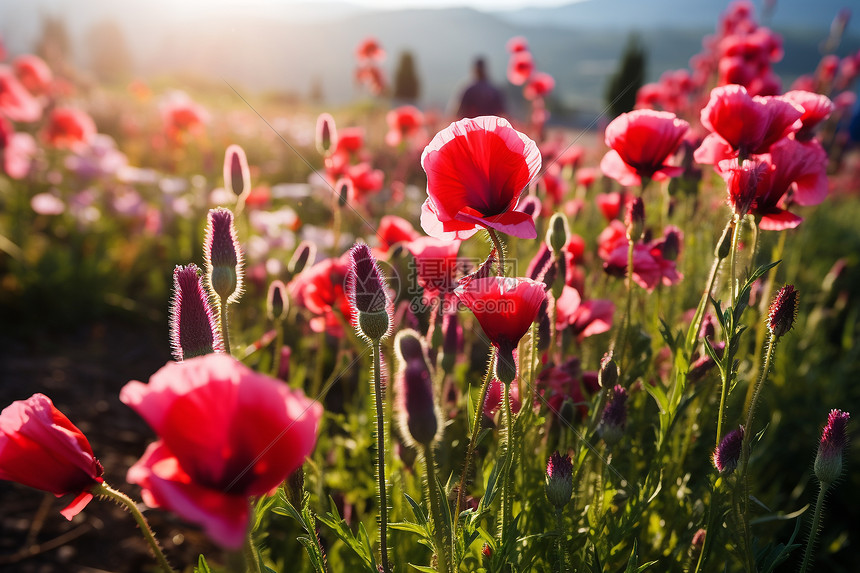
[709,296,727,331]
[409,565,438,573]
[644,382,669,414]
[624,540,639,573]
[390,521,430,537]
[404,493,429,526]
[194,554,212,573]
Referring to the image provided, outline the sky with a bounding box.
[335,0,573,8]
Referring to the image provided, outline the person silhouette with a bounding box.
[456,57,506,119]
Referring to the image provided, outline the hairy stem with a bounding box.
[800,481,829,573]
[501,381,515,538]
[424,445,452,573]
[220,298,232,355]
[729,215,742,307]
[372,341,392,573]
[245,530,263,573]
[488,229,506,278]
[93,482,175,573]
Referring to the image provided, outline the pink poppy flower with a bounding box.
[483,378,521,418]
[555,286,615,340]
[781,90,834,141]
[421,116,541,240]
[13,54,52,95]
[385,105,425,147]
[524,72,555,101]
[0,394,104,519]
[406,236,462,297]
[602,242,682,292]
[288,255,354,336]
[507,51,534,86]
[694,84,803,164]
[121,355,322,548]
[717,157,769,217]
[0,65,42,122]
[2,132,36,179]
[355,37,385,62]
[43,107,96,151]
[576,167,598,189]
[378,215,420,252]
[506,36,529,54]
[600,109,690,186]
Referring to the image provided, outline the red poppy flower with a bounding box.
[288,255,353,336]
[2,132,36,179]
[406,236,462,297]
[456,276,547,357]
[781,90,834,141]
[421,116,541,240]
[121,354,322,548]
[600,109,689,187]
[506,36,529,54]
[576,167,598,189]
[346,162,384,201]
[595,192,630,222]
[42,107,96,151]
[378,215,420,251]
[0,65,42,122]
[161,93,208,142]
[0,394,104,520]
[524,72,555,101]
[355,37,385,62]
[483,379,522,418]
[385,105,425,147]
[507,51,534,86]
[717,157,769,217]
[694,84,803,164]
[602,242,683,291]
[555,286,615,340]
[13,54,52,95]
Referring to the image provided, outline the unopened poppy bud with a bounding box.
[170,264,222,361]
[689,529,706,563]
[599,384,627,446]
[289,241,316,275]
[204,208,244,303]
[767,285,798,338]
[441,311,461,372]
[336,177,351,207]
[712,426,744,475]
[598,352,618,388]
[519,195,541,219]
[660,227,682,261]
[547,212,570,253]
[395,330,441,447]
[715,222,733,260]
[223,144,250,198]
[495,345,517,385]
[537,299,551,353]
[267,279,288,321]
[315,112,337,155]
[545,451,573,509]
[625,196,645,241]
[720,158,765,217]
[814,409,850,484]
[347,243,391,341]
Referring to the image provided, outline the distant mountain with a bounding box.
[0,0,857,113]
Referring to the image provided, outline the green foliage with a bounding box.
[605,33,646,118]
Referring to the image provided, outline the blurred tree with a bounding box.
[605,33,646,119]
[309,75,325,104]
[35,15,72,71]
[88,20,134,83]
[393,50,420,102]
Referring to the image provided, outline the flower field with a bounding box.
[1,2,859,572]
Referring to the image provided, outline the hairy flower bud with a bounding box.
[719,158,766,217]
[204,208,244,304]
[814,409,850,484]
[598,352,618,388]
[289,241,316,276]
[223,144,250,199]
[347,243,391,341]
[315,112,337,155]
[547,212,570,253]
[625,196,645,242]
[599,384,628,446]
[267,279,288,322]
[336,177,351,208]
[545,451,573,509]
[170,264,223,361]
[713,426,744,475]
[715,221,733,260]
[767,284,798,338]
[395,330,441,447]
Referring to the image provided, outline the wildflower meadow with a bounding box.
[1,1,859,572]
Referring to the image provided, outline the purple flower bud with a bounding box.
[519,195,541,220]
[223,144,250,198]
[336,177,351,208]
[169,264,222,361]
[545,451,573,509]
[204,207,244,303]
[659,226,682,261]
[815,409,850,484]
[440,311,462,372]
[289,241,316,276]
[267,279,288,321]
[395,330,440,447]
[315,113,337,155]
[713,426,744,475]
[767,284,798,338]
[600,384,628,446]
[625,196,645,241]
[347,243,391,340]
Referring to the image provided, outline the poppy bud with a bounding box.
[395,330,441,447]
[204,208,244,304]
[712,426,744,475]
[814,409,849,485]
[547,212,570,253]
[545,451,573,509]
[625,196,645,242]
[170,264,222,361]
[289,241,316,276]
[598,352,618,388]
[223,144,250,198]
[599,384,628,446]
[767,285,798,338]
[336,177,351,208]
[267,279,288,322]
[519,195,541,219]
[660,226,682,261]
[315,112,337,155]
[440,311,461,373]
[720,158,765,217]
[347,243,391,341]
[715,222,733,260]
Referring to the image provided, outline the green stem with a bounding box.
[715,365,730,453]
[424,445,452,573]
[245,530,263,573]
[554,508,566,573]
[220,299,232,355]
[501,382,515,538]
[455,346,496,524]
[272,320,284,379]
[93,482,175,573]
[488,229,506,277]
[729,215,742,306]
[799,481,830,573]
[685,227,727,353]
[617,236,636,374]
[372,341,392,573]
